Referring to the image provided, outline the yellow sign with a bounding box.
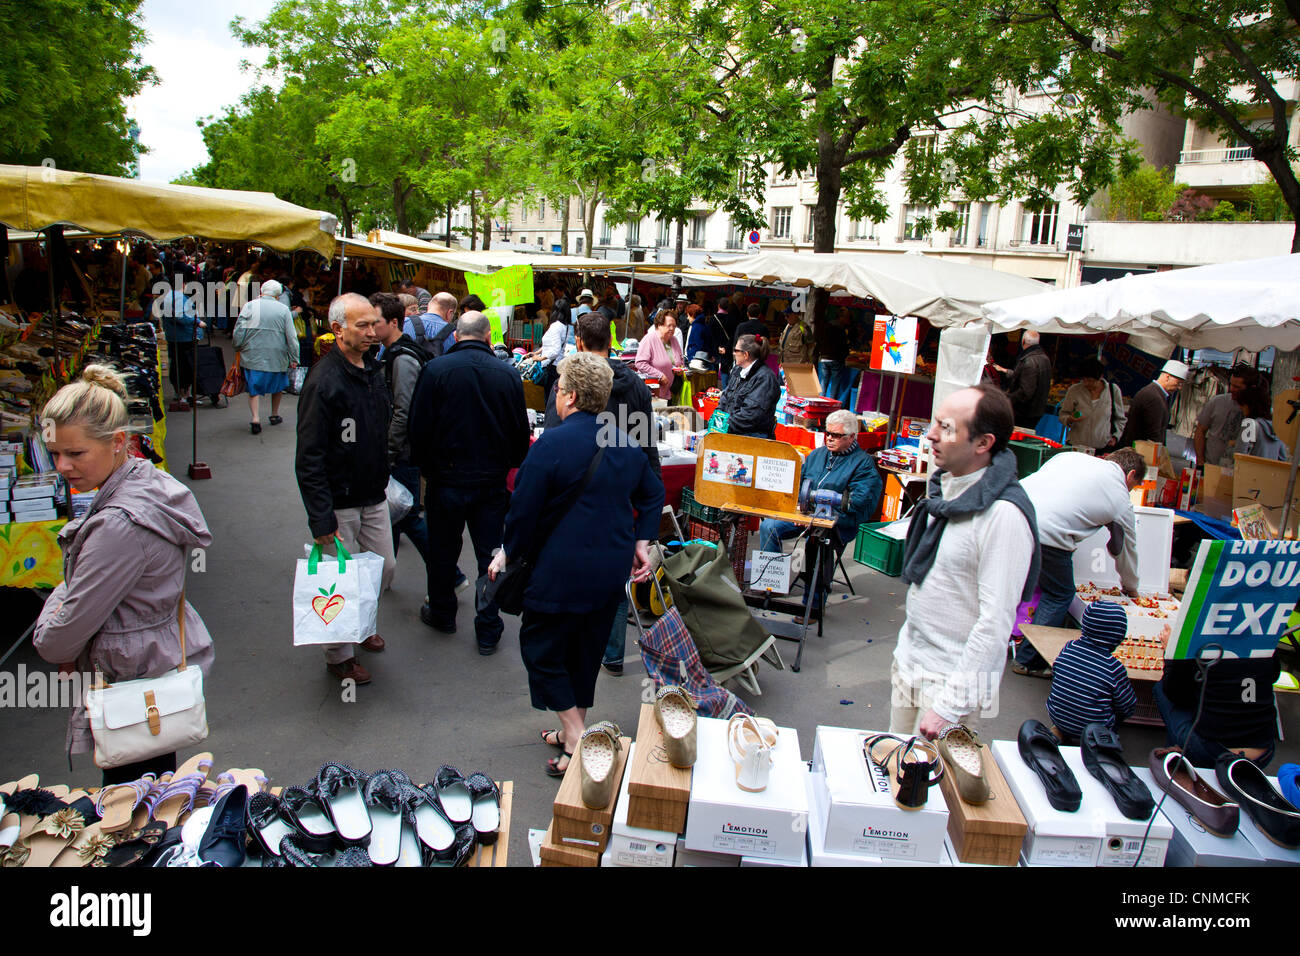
[465,264,535,309]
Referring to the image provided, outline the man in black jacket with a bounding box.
[295,293,394,685]
[714,298,742,385]
[1004,330,1053,428]
[544,312,662,675]
[718,334,780,438]
[410,311,530,653]
[1117,359,1188,448]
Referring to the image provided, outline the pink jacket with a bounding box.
[35,458,214,755]
[634,333,683,391]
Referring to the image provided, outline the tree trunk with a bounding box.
[469,193,478,250]
[674,219,685,292]
[560,196,570,255]
[445,201,452,246]
[809,122,843,333]
[481,206,492,251]
[583,192,599,254]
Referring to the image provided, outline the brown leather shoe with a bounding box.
[360,634,385,652]
[1148,747,1239,836]
[327,659,372,684]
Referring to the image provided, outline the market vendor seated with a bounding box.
[758,409,882,599]
[1153,653,1282,768]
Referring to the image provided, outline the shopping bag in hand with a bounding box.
[293,538,363,646]
[220,354,246,397]
[298,542,383,642]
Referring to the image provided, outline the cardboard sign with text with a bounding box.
[1169,539,1300,660]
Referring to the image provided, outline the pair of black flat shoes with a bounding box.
[1019,720,1155,820]
[250,763,502,868]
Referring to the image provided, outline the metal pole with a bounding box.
[338,246,346,297]
[118,239,128,319]
[625,259,637,343]
[45,228,60,375]
[1280,445,1299,540]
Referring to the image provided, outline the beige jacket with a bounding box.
[34,458,214,755]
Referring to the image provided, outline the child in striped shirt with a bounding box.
[1045,600,1137,743]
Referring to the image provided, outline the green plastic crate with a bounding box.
[853,521,904,576]
[681,486,724,524]
[1008,439,1052,478]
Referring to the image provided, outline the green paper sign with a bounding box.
[465,264,535,310]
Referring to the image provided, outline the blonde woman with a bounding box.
[34,365,214,784]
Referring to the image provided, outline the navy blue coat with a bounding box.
[505,411,665,614]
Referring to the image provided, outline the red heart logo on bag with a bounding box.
[312,584,345,624]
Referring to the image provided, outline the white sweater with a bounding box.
[893,467,1035,723]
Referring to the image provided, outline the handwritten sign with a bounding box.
[465,264,535,310]
[754,456,796,494]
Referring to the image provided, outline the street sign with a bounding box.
[747,229,761,249]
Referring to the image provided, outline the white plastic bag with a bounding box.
[386,475,414,524]
[292,539,363,646]
[352,551,385,640]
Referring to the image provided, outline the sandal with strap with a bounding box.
[150,753,213,828]
[539,729,565,749]
[864,733,943,809]
[545,751,574,778]
[728,715,778,793]
[95,774,157,833]
[101,821,168,867]
[578,722,624,809]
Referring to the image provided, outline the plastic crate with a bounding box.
[853,521,905,576]
[681,486,725,524]
[685,515,753,584]
[1008,439,1053,479]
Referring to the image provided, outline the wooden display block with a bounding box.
[539,820,600,868]
[627,703,692,834]
[552,734,632,852]
[466,780,513,868]
[937,746,1027,867]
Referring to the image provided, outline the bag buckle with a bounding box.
[144,691,162,736]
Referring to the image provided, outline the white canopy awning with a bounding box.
[978,253,1300,355]
[706,250,1048,324]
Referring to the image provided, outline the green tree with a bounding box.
[1031,1,1300,250]
[1103,161,1180,221]
[0,0,155,175]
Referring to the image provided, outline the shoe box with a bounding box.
[1231,773,1300,867]
[626,703,691,834]
[1131,767,1263,867]
[805,769,952,867]
[539,820,600,867]
[602,743,677,868]
[740,842,807,866]
[551,730,633,853]
[673,836,741,867]
[809,726,949,864]
[935,736,1027,867]
[683,716,808,863]
[992,740,1171,867]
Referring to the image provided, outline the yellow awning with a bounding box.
[0,164,338,258]
[364,229,453,253]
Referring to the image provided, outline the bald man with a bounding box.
[1004,330,1053,429]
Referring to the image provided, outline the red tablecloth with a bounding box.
[661,462,695,511]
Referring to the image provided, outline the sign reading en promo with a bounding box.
[1170,540,1300,660]
[464,264,535,309]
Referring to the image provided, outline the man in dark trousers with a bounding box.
[544,312,661,674]
[1004,330,1053,429]
[410,311,530,654]
[295,293,394,686]
[713,297,742,386]
[1117,359,1188,447]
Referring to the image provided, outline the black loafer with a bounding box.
[313,763,372,846]
[420,604,456,634]
[405,784,459,862]
[1018,719,1082,812]
[279,833,322,867]
[1215,753,1300,849]
[433,766,473,824]
[423,821,477,867]
[198,783,248,867]
[1081,723,1154,820]
[465,772,502,845]
[362,770,408,866]
[279,785,339,852]
[246,792,298,860]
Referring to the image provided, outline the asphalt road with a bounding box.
[3,339,1297,867]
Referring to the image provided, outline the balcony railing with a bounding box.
[687,238,706,249]
[724,239,743,250]
[1178,146,1254,164]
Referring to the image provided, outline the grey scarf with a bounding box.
[900,448,1041,601]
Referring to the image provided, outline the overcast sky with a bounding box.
[129,0,279,183]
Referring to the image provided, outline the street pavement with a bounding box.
[3,338,1297,867]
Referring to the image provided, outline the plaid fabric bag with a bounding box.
[637,604,753,720]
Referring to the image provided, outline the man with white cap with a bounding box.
[1117,359,1187,447]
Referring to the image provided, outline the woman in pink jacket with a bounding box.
[634,311,683,396]
[35,365,214,784]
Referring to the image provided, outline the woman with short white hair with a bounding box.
[233,278,299,434]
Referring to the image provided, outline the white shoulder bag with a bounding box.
[83,590,209,769]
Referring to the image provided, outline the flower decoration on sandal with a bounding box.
[0,844,30,867]
[42,809,86,840]
[77,833,116,865]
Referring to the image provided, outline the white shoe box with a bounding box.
[673,836,740,867]
[992,740,1171,866]
[683,716,808,862]
[805,769,950,867]
[809,725,949,863]
[1233,773,1300,866]
[605,743,676,868]
[1131,767,1262,867]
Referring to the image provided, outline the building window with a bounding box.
[901,204,931,241]
[538,235,545,247]
[539,198,546,221]
[976,204,991,247]
[951,202,970,245]
[627,219,641,245]
[576,236,583,253]
[1019,203,1059,245]
[658,218,671,247]
[689,213,709,248]
[852,218,878,240]
[726,222,745,250]
[770,206,792,239]
[519,236,527,245]
[599,217,611,245]
[803,207,815,242]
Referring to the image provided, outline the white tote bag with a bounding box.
[293,539,363,646]
[299,544,383,642]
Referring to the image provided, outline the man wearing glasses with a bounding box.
[758,409,882,613]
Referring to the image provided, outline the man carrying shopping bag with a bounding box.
[295,293,395,685]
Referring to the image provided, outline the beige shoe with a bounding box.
[654,685,698,768]
[937,725,990,805]
[728,715,778,792]
[579,722,623,809]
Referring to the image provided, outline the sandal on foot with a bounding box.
[545,752,574,778]
[539,729,564,749]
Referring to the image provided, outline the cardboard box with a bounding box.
[1201,463,1234,505]
[13,509,57,523]
[10,496,54,514]
[539,820,600,867]
[810,725,949,863]
[626,703,692,834]
[936,738,1027,867]
[673,836,740,867]
[1235,775,1300,866]
[740,843,807,867]
[1135,440,1178,480]
[607,743,676,868]
[552,732,632,853]
[1232,453,1300,539]
[782,363,823,398]
[992,739,1102,866]
[1061,748,1170,867]
[683,717,808,862]
[805,770,950,867]
[1070,505,1174,595]
[1131,767,1262,867]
